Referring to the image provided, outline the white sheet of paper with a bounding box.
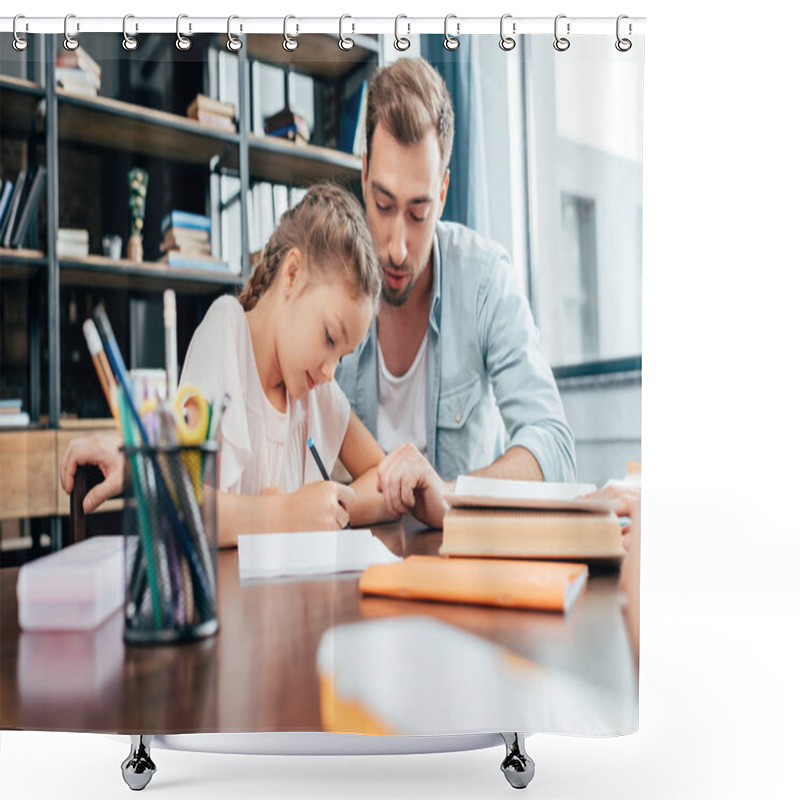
[237,529,401,581]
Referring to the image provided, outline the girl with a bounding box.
[178,182,391,546]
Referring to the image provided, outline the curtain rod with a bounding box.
[1,16,646,37]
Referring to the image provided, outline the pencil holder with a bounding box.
[121,442,219,644]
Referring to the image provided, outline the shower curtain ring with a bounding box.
[122,15,139,51]
[553,14,570,51]
[615,15,633,51]
[394,15,411,51]
[64,14,80,51]
[444,14,460,50]
[499,14,515,51]
[283,16,299,51]
[12,15,28,51]
[339,15,354,51]
[227,16,242,52]
[176,14,192,51]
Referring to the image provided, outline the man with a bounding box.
[61,58,575,527]
[337,58,576,528]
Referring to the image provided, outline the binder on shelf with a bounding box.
[10,166,46,249]
[338,80,368,156]
[0,170,27,247]
[0,180,13,229]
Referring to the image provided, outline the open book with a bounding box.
[444,475,615,514]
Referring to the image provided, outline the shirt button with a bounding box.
[455,411,462,423]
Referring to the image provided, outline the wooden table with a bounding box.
[0,524,637,735]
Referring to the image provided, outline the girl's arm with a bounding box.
[337,410,395,527]
[216,481,355,547]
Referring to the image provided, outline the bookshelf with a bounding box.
[0,32,380,561]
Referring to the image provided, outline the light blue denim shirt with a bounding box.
[336,221,576,482]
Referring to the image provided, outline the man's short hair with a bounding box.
[365,58,455,174]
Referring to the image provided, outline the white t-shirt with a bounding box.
[180,295,351,495]
[376,332,428,457]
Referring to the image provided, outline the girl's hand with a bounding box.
[290,481,355,530]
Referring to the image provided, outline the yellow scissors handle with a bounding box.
[175,384,210,445]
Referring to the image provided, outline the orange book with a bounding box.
[359,555,588,613]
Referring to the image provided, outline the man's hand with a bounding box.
[376,443,451,529]
[60,433,125,512]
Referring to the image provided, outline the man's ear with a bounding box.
[438,169,451,219]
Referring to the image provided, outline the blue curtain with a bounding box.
[420,37,490,236]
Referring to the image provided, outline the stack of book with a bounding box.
[358,476,624,616]
[0,166,47,249]
[56,228,90,259]
[440,476,623,560]
[186,94,237,133]
[56,47,101,96]
[264,107,311,144]
[159,211,228,272]
[0,398,30,428]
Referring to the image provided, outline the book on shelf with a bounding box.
[272,185,289,224]
[0,411,31,428]
[57,228,90,243]
[56,47,101,82]
[55,66,100,96]
[56,228,90,258]
[10,166,46,249]
[160,239,212,256]
[0,399,23,414]
[161,226,210,246]
[160,211,211,234]
[56,242,90,258]
[160,223,211,256]
[191,109,236,133]
[0,170,27,247]
[186,94,236,121]
[158,251,229,272]
[264,107,311,143]
[338,80,368,155]
[0,179,14,229]
[359,555,589,614]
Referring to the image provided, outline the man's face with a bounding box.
[362,122,450,307]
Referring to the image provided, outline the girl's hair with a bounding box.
[238,182,380,312]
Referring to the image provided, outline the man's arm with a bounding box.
[469,444,544,482]
[477,251,576,482]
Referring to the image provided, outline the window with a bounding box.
[523,37,643,370]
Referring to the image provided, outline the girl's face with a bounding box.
[277,251,374,400]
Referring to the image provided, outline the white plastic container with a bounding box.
[17,536,125,631]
